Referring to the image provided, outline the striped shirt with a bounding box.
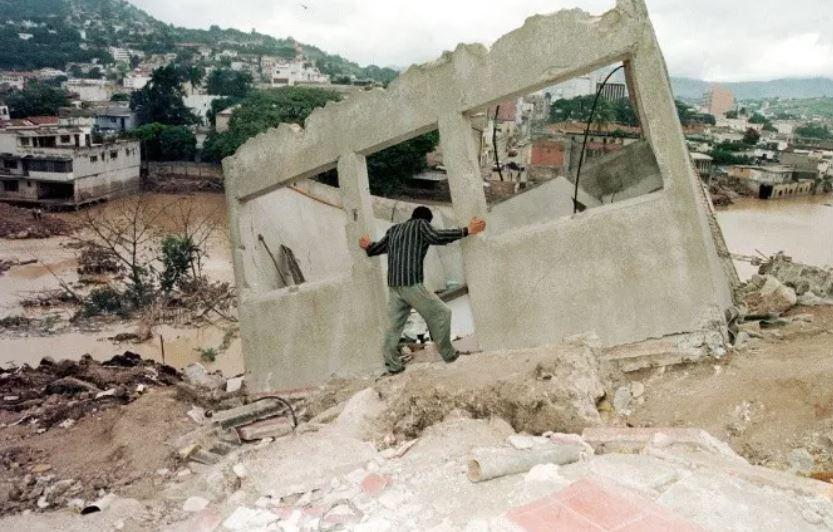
[366,218,467,287]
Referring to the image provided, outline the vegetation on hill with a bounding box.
[795,123,833,140]
[0,81,71,118]
[0,0,398,84]
[548,94,714,128]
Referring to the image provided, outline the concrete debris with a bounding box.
[182,363,225,391]
[186,406,206,425]
[221,506,279,530]
[523,463,564,483]
[788,448,816,476]
[237,416,293,441]
[210,398,294,430]
[182,496,210,512]
[225,377,244,394]
[630,382,645,398]
[741,275,797,316]
[467,444,583,482]
[613,386,632,415]
[232,464,248,479]
[329,388,385,440]
[760,252,833,300]
[604,330,726,373]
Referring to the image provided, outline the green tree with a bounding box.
[748,113,768,124]
[127,123,196,161]
[1,81,70,118]
[742,128,761,145]
[202,86,342,161]
[206,68,253,98]
[725,110,738,119]
[795,123,832,140]
[130,65,196,126]
[367,132,439,196]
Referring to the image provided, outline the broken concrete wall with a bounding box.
[224,0,733,391]
[571,140,664,203]
[487,176,601,236]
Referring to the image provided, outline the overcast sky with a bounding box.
[130,0,833,82]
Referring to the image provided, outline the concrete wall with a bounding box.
[224,0,733,392]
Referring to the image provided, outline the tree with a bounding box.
[1,81,70,118]
[742,128,761,145]
[130,65,196,126]
[127,123,197,161]
[795,123,832,140]
[367,132,439,196]
[206,68,253,98]
[202,86,342,162]
[748,113,768,124]
[725,110,738,119]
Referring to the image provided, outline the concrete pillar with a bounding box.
[438,113,488,223]
[337,152,377,266]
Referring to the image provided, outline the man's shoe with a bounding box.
[443,351,460,364]
[384,366,405,376]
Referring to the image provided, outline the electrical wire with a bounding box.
[573,65,625,213]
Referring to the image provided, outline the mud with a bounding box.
[374,343,609,441]
[0,204,75,239]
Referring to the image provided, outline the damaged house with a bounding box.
[223,0,735,392]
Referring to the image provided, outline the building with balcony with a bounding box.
[0,117,140,207]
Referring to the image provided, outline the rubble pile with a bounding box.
[76,244,121,276]
[760,252,833,305]
[0,204,75,239]
[737,254,833,322]
[0,352,181,430]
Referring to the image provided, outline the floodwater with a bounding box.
[0,193,242,375]
[1,191,831,373]
[716,195,833,279]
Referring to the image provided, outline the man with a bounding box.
[359,206,486,374]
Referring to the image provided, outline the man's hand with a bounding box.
[359,235,371,250]
[467,217,486,236]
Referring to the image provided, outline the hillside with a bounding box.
[0,0,398,83]
[672,76,833,101]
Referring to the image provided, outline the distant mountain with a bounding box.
[0,0,398,84]
[671,76,833,101]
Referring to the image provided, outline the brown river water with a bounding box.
[1,192,831,374]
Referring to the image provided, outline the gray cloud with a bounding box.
[130,0,833,81]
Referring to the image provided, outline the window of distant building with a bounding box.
[2,180,19,192]
[90,155,98,163]
[2,159,17,169]
[110,150,118,159]
[60,135,71,143]
[20,138,30,146]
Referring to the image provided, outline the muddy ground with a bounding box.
[628,304,833,474]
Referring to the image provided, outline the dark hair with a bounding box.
[411,206,433,222]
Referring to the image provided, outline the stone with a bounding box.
[742,275,797,316]
[37,495,49,509]
[30,464,52,474]
[508,435,536,450]
[95,388,116,399]
[788,448,815,475]
[360,473,389,497]
[226,377,244,393]
[630,382,645,398]
[221,507,279,530]
[183,362,224,390]
[613,386,632,414]
[183,496,210,512]
[187,406,206,425]
[211,399,290,429]
[329,388,385,440]
[232,464,248,479]
[524,463,563,483]
[58,419,75,429]
[734,331,751,349]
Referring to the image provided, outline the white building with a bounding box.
[0,117,141,207]
[184,94,221,126]
[109,46,131,63]
[542,65,627,101]
[123,70,152,91]
[0,72,27,90]
[64,79,117,102]
[270,58,329,87]
[0,105,9,122]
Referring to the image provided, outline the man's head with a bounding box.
[411,206,433,223]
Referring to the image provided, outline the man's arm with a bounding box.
[360,232,389,256]
[417,217,486,246]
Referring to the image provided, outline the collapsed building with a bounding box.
[223,0,735,392]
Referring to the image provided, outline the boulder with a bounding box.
[742,275,797,316]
